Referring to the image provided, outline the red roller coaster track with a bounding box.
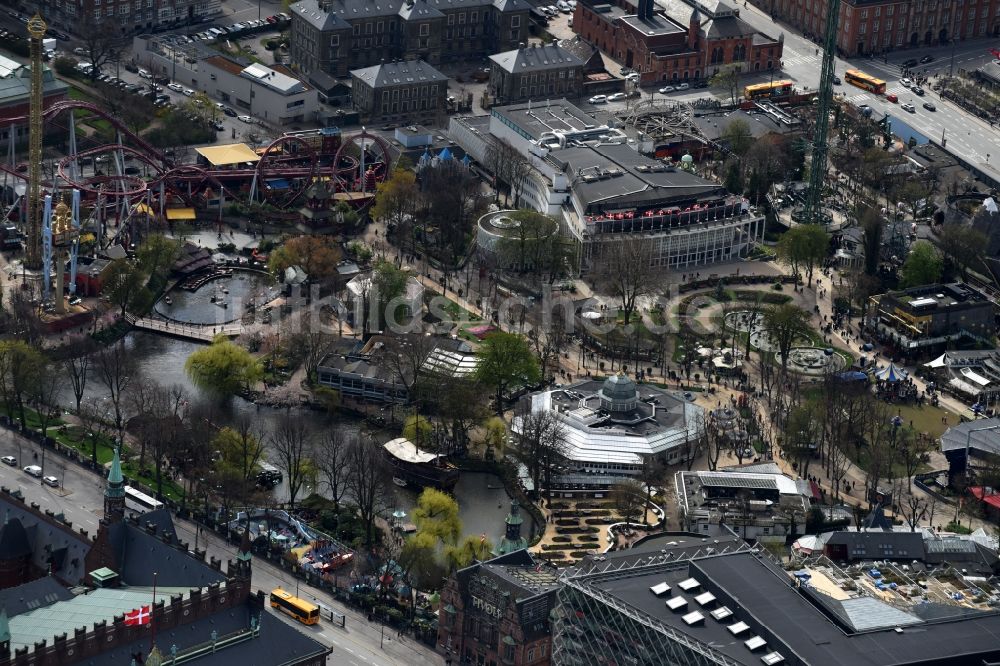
[1,101,395,210]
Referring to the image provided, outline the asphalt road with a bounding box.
[0,430,442,666]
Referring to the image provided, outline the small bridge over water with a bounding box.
[126,314,242,343]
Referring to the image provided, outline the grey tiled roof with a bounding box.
[489,44,584,74]
[351,59,448,88]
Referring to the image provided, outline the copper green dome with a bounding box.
[599,373,639,413]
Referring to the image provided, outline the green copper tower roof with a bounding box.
[106,448,124,498]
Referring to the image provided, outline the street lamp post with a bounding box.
[949,38,957,78]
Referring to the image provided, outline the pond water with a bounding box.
[154,271,278,325]
[61,332,525,543]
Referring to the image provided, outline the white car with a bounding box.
[900,77,913,88]
[42,476,59,488]
[0,456,15,466]
[901,102,916,113]
[607,92,627,101]
[23,465,42,478]
[658,85,675,93]
[167,82,184,92]
[137,69,151,79]
[676,82,690,91]
[182,88,195,97]
[588,95,607,104]
[237,114,254,122]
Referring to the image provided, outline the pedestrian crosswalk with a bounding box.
[780,50,820,68]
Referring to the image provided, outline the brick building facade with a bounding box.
[437,550,558,666]
[752,0,1000,56]
[290,0,530,78]
[572,0,783,85]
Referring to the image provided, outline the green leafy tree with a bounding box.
[474,332,541,414]
[0,341,44,427]
[724,160,744,194]
[399,532,447,589]
[137,234,181,282]
[776,224,829,286]
[900,241,943,288]
[267,235,343,281]
[860,207,884,275]
[445,535,494,571]
[763,304,812,370]
[710,64,741,106]
[403,414,435,450]
[185,337,264,396]
[103,259,152,316]
[371,168,418,250]
[412,488,462,546]
[213,419,265,499]
[720,118,753,156]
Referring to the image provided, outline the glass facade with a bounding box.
[553,568,741,666]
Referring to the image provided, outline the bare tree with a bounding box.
[599,238,658,326]
[899,490,929,532]
[513,404,567,500]
[315,425,354,510]
[78,16,128,82]
[382,333,441,406]
[610,479,646,529]
[62,344,95,415]
[346,433,393,547]
[95,342,137,444]
[130,382,188,499]
[828,445,851,501]
[270,411,313,510]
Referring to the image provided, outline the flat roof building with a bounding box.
[555,547,1000,666]
[448,99,764,272]
[867,282,995,352]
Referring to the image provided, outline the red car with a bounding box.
[885,93,898,103]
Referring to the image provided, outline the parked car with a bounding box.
[182,88,195,96]
[0,456,15,466]
[658,85,675,93]
[588,94,607,104]
[676,82,690,91]
[211,120,225,131]
[920,54,934,64]
[23,465,42,478]
[607,92,627,101]
[901,102,916,113]
[168,82,184,92]
[42,476,59,488]
[922,101,936,111]
[237,115,253,122]
[222,106,237,117]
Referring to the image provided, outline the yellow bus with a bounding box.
[270,588,320,625]
[743,80,794,100]
[844,69,886,94]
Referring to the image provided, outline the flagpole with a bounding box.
[150,572,157,652]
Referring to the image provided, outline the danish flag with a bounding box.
[124,605,151,626]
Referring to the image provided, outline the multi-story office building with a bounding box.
[289,0,530,78]
[866,282,995,350]
[34,0,220,35]
[350,59,448,123]
[487,43,585,105]
[754,0,1000,56]
[573,0,783,86]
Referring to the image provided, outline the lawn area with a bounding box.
[121,461,186,503]
[50,424,116,465]
[68,86,95,102]
[437,297,481,323]
[0,405,64,431]
[890,401,961,440]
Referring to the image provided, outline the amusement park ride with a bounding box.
[0,14,395,314]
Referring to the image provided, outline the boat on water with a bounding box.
[383,437,459,492]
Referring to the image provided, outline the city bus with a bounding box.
[844,69,887,94]
[270,588,320,625]
[743,80,795,100]
[123,485,164,515]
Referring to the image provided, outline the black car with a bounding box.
[920,54,934,64]
[912,86,925,96]
[902,58,918,68]
[222,106,237,117]
[832,75,841,85]
[211,120,225,131]
[923,101,936,111]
